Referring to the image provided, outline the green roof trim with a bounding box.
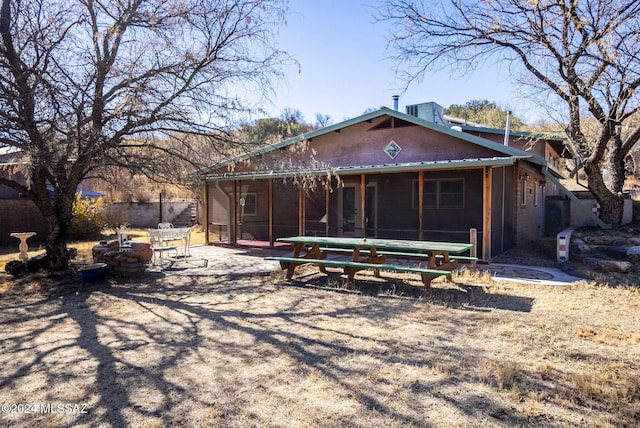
[195,107,549,177]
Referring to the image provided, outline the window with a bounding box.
[239,193,257,216]
[424,180,437,208]
[413,178,464,209]
[438,179,464,208]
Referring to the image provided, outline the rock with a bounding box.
[597,259,633,273]
[571,238,586,246]
[627,246,640,256]
[629,238,640,246]
[26,254,48,273]
[5,260,27,278]
[626,246,640,264]
[581,256,604,269]
[584,235,615,246]
[576,244,593,254]
[602,246,630,259]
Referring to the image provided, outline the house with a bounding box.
[198,102,603,260]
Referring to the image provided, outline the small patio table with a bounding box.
[156,227,192,258]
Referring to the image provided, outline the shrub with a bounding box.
[101,203,130,232]
[70,193,105,239]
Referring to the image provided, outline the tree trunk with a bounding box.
[46,230,70,271]
[584,162,624,228]
[43,193,74,271]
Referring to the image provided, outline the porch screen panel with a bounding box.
[421,170,483,247]
[237,180,269,241]
[305,186,327,236]
[377,173,419,239]
[272,180,299,239]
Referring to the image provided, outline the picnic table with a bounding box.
[266,236,475,287]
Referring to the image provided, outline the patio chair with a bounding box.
[157,222,182,244]
[148,229,178,269]
[117,225,132,252]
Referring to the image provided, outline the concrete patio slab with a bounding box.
[148,244,584,285]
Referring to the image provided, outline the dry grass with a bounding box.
[0,250,639,427]
[0,228,207,272]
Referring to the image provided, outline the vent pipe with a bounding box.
[504,110,512,146]
[392,95,399,111]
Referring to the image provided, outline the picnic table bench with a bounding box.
[265,236,476,287]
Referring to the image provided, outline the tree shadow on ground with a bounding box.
[0,272,633,427]
[283,270,534,312]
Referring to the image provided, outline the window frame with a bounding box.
[239,192,258,217]
[413,178,465,209]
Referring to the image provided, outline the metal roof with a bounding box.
[454,124,565,141]
[203,156,528,182]
[195,107,546,178]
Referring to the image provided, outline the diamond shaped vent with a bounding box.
[384,140,402,160]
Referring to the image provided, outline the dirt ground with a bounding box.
[0,264,639,427]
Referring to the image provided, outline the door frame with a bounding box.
[338,181,377,237]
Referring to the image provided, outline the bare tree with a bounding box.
[315,113,332,128]
[379,0,640,227]
[0,0,290,270]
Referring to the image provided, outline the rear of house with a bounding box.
[199,102,583,260]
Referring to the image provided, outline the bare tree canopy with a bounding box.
[379,0,640,226]
[0,0,290,270]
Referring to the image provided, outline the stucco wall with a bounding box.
[104,201,194,228]
[245,119,509,174]
[0,200,49,246]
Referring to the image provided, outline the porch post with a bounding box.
[418,170,424,240]
[360,173,366,237]
[204,181,210,245]
[298,186,305,236]
[483,166,492,260]
[231,180,238,244]
[325,176,330,236]
[268,179,274,246]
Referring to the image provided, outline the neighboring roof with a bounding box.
[46,185,105,200]
[454,124,565,141]
[0,146,24,165]
[197,107,548,179]
[0,146,21,156]
[456,124,569,158]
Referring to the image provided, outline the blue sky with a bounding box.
[262,1,538,125]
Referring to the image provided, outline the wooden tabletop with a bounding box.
[277,236,472,254]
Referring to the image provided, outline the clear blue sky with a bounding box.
[262,1,538,125]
